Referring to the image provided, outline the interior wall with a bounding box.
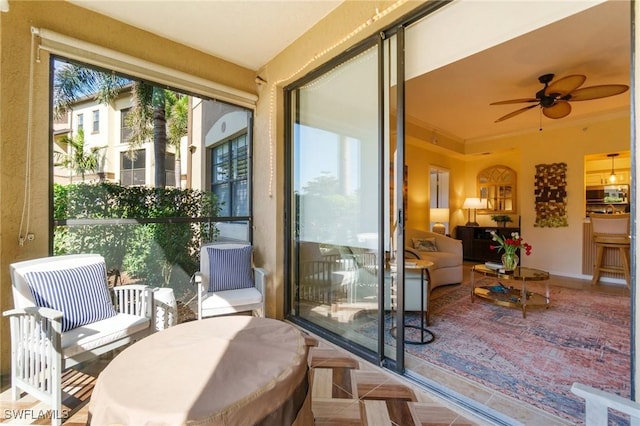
[405,140,466,233]
[465,115,629,277]
[0,0,255,376]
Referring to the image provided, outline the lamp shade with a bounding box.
[430,208,450,223]
[462,197,485,209]
[430,207,449,235]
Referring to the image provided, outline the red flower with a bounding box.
[489,231,532,256]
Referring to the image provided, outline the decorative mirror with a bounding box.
[477,165,516,213]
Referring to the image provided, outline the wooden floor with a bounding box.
[0,337,485,426]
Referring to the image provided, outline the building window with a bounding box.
[121,108,132,143]
[77,113,84,131]
[166,152,176,187]
[120,149,145,186]
[92,110,100,133]
[211,134,248,217]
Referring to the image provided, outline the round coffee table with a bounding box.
[89,316,312,425]
[471,264,550,318]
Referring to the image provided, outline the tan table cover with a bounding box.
[89,316,312,425]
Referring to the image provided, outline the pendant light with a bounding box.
[608,153,619,184]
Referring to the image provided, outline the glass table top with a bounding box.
[472,264,550,281]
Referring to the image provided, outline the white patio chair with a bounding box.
[3,254,153,426]
[191,242,266,319]
[572,382,640,425]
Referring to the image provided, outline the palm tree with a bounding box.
[54,129,106,182]
[166,93,188,188]
[53,62,129,120]
[54,61,188,188]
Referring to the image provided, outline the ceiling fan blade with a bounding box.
[568,84,629,101]
[545,74,586,97]
[490,98,539,105]
[543,101,571,119]
[494,104,538,123]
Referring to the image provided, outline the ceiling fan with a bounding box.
[490,73,629,123]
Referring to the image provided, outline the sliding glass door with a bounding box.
[287,42,385,354]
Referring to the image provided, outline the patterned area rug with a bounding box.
[368,278,631,424]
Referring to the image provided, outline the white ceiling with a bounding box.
[405,0,630,143]
[70,0,630,144]
[69,0,344,71]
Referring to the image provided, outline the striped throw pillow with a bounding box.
[25,262,117,332]
[207,246,254,292]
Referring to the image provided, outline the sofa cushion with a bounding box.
[418,251,460,269]
[25,262,117,332]
[412,238,438,252]
[207,245,254,292]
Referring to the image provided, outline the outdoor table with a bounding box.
[89,316,313,425]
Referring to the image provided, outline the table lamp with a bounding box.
[462,197,484,226]
[430,208,450,235]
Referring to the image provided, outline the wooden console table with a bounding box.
[456,226,520,262]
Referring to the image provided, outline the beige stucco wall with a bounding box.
[462,116,629,278]
[0,0,255,376]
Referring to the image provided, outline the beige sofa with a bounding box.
[388,229,463,311]
[405,228,463,289]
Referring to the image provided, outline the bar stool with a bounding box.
[590,213,631,288]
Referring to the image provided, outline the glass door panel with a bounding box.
[291,45,381,352]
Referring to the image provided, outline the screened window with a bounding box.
[120,149,146,186]
[92,110,100,133]
[210,134,248,217]
[77,113,84,131]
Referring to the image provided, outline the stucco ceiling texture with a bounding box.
[70,0,630,143]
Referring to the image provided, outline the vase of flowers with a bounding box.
[501,253,519,271]
[489,231,532,272]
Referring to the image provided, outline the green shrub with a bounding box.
[54,182,220,296]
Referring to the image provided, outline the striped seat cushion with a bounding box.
[207,246,254,292]
[25,262,117,332]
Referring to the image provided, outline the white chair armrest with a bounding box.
[112,285,153,319]
[571,382,640,425]
[4,306,63,319]
[254,267,267,295]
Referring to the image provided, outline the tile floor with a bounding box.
[0,264,626,425]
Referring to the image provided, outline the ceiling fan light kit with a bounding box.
[491,73,629,123]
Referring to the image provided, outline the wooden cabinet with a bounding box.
[455,226,520,262]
